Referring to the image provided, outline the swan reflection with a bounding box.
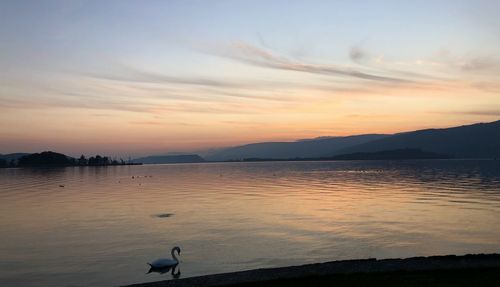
[147,263,181,278]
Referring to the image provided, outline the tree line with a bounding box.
[0,151,139,168]
[77,154,128,166]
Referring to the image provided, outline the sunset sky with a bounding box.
[1,0,500,156]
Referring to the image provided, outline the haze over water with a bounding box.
[1,160,500,286]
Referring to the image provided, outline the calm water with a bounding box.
[1,160,500,286]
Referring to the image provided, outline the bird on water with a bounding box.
[148,246,181,269]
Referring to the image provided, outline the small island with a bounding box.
[0,151,142,168]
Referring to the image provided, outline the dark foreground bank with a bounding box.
[125,254,500,287]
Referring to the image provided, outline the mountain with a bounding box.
[330,148,451,160]
[335,120,500,159]
[205,134,389,161]
[224,148,450,162]
[132,154,205,164]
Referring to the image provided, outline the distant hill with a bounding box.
[205,134,388,161]
[3,120,499,164]
[0,153,30,163]
[330,148,451,160]
[336,120,500,159]
[223,148,450,162]
[17,151,74,166]
[132,154,205,164]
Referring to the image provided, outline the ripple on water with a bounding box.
[1,160,500,287]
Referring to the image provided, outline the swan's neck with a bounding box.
[171,249,179,262]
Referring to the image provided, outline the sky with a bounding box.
[1,0,500,157]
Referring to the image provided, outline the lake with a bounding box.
[1,160,500,286]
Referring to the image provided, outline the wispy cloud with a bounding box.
[431,49,500,73]
[129,120,201,126]
[472,81,500,93]
[81,65,318,102]
[347,45,446,81]
[441,110,500,116]
[86,67,247,89]
[349,46,366,62]
[458,56,500,72]
[218,42,411,83]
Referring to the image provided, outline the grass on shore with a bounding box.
[227,268,500,287]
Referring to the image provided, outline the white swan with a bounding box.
[148,246,181,269]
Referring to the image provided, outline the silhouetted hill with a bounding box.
[206,134,388,161]
[0,153,30,162]
[17,151,74,166]
[224,148,450,162]
[336,120,500,159]
[330,148,451,160]
[132,154,205,164]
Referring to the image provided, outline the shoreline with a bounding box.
[124,253,500,287]
[144,158,497,165]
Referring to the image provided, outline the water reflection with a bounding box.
[0,160,499,287]
[147,263,181,279]
[146,246,181,279]
[153,213,174,218]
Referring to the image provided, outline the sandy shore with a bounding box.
[124,253,500,287]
